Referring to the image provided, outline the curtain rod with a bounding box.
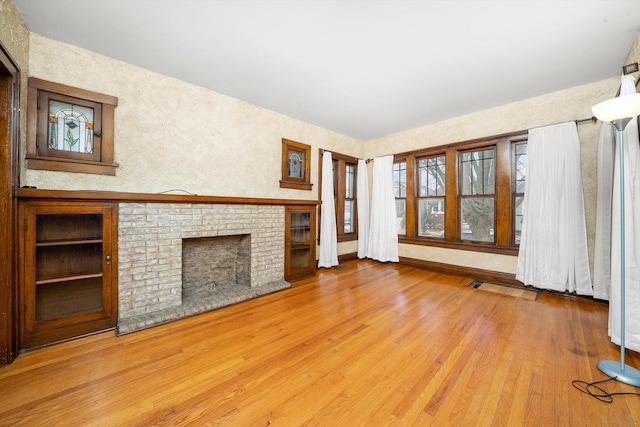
[320,148,372,163]
[575,116,597,125]
[364,116,596,163]
[343,64,633,161]
[614,62,639,96]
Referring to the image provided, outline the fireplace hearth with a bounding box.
[117,203,289,334]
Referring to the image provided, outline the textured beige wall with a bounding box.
[16,23,640,273]
[0,0,29,164]
[0,0,29,67]
[366,78,620,275]
[25,34,363,200]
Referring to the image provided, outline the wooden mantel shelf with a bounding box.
[15,187,320,206]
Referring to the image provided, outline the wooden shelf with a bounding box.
[36,239,103,247]
[291,244,311,251]
[36,273,103,286]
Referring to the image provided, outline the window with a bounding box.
[319,151,358,241]
[26,77,118,175]
[513,141,527,245]
[459,147,495,242]
[394,131,527,254]
[417,154,445,238]
[344,163,356,234]
[393,161,407,235]
[280,138,312,190]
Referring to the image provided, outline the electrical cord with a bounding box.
[572,376,640,403]
[157,189,197,195]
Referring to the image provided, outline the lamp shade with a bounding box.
[592,92,640,123]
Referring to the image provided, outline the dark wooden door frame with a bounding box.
[0,43,20,366]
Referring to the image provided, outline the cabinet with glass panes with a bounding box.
[19,200,118,349]
[284,205,316,281]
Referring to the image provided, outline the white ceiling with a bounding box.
[13,0,640,140]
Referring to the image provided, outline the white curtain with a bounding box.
[516,121,592,295]
[357,159,370,259]
[318,151,338,268]
[593,122,615,300]
[367,155,399,262]
[603,75,640,351]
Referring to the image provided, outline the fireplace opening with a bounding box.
[182,234,251,296]
[117,203,291,335]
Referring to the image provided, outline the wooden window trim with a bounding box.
[393,159,409,237]
[416,153,446,239]
[280,138,312,190]
[457,145,497,246]
[343,162,357,239]
[26,78,118,176]
[511,137,528,247]
[318,150,358,242]
[394,130,527,255]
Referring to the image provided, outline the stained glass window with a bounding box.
[288,149,304,178]
[48,100,95,154]
[280,138,312,190]
[27,78,118,175]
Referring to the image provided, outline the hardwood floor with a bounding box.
[1,259,639,426]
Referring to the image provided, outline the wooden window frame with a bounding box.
[512,137,528,246]
[26,78,118,175]
[280,138,312,190]
[393,159,408,236]
[394,131,527,255]
[344,162,356,236]
[318,150,358,242]
[458,145,497,245]
[416,153,446,239]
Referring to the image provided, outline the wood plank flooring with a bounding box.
[1,259,639,426]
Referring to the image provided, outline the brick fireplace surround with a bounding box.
[117,203,289,334]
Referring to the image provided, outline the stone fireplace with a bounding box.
[182,234,251,291]
[117,203,289,334]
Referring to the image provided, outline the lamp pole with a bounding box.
[596,119,640,386]
[592,93,640,387]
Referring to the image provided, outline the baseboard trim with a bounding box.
[398,256,522,287]
[337,253,522,287]
[338,252,358,262]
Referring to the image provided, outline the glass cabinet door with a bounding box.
[285,206,316,281]
[34,213,105,321]
[20,201,117,350]
[290,211,311,270]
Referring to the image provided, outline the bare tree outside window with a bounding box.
[417,155,445,237]
[514,143,527,244]
[393,161,407,235]
[391,132,527,251]
[460,148,495,242]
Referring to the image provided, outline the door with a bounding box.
[0,48,19,365]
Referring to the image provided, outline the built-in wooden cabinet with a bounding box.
[284,205,316,281]
[19,200,118,349]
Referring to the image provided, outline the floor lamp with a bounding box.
[592,92,640,387]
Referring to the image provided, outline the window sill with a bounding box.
[26,156,118,176]
[279,180,312,190]
[398,236,519,256]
